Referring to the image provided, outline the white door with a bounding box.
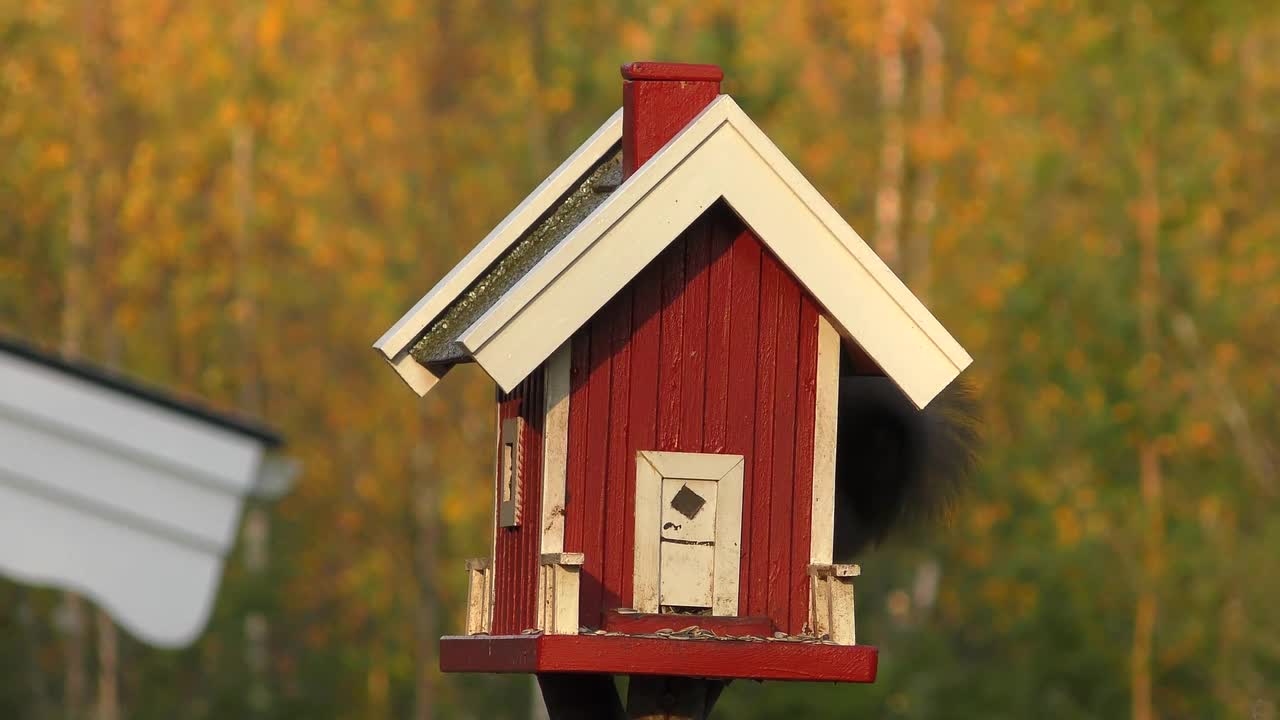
[658,478,718,609]
[633,451,744,616]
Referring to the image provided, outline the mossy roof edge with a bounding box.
[410,146,623,366]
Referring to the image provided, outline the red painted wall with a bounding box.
[563,202,820,635]
[490,369,545,634]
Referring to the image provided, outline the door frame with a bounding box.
[632,450,744,615]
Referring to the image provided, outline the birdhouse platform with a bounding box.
[440,631,877,683]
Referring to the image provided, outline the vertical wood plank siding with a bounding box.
[564,203,821,634]
[490,368,545,634]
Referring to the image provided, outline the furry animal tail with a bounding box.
[832,376,980,562]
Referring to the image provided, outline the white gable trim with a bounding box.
[458,96,971,408]
[373,108,624,395]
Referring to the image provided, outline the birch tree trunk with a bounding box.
[411,416,440,720]
[408,7,468,717]
[1130,143,1163,720]
[874,0,906,273]
[61,0,97,714]
[909,2,944,300]
[93,610,118,720]
[232,5,272,714]
[94,1,123,712]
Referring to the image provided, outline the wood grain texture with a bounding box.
[767,256,800,629]
[750,248,781,620]
[539,343,572,556]
[490,369,545,634]
[680,220,711,449]
[621,62,724,83]
[724,225,762,615]
[579,314,615,626]
[703,222,734,454]
[561,205,820,633]
[809,316,841,567]
[440,634,879,683]
[538,558,583,635]
[564,333,592,556]
[657,234,686,450]
[632,451,743,615]
[631,452,663,613]
[621,67,721,176]
[791,298,820,632]
[625,261,663,605]
[604,290,634,613]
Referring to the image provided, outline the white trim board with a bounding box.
[809,316,841,565]
[458,95,970,408]
[534,342,571,628]
[373,108,625,395]
[0,349,287,649]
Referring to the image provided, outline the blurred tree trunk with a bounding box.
[62,114,90,717]
[411,419,440,720]
[524,0,552,176]
[93,0,124,713]
[1171,314,1277,494]
[1130,142,1163,720]
[60,0,98,715]
[232,4,272,715]
[908,1,943,300]
[874,0,906,273]
[94,610,118,720]
[408,8,460,718]
[18,598,52,720]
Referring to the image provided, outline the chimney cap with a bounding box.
[621,62,724,83]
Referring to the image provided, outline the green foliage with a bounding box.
[1,0,1278,718]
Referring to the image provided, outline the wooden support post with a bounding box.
[537,673,626,720]
[625,676,726,720]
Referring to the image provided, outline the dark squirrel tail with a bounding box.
[832,375,980,562]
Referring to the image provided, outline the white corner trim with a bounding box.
[458,95,970,408]
[809,316,840,565]
[486,403,500,632]
[632,451,744,616]
[534,342,571,622]
[538,343,571,555]
[372,107,624,369]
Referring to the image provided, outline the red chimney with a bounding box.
[621,62,723,178]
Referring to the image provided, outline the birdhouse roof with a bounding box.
[375,96,971,408]
[0,334,293,648]
[0,334,282,446]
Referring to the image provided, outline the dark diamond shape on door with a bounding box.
[669,483,706,520]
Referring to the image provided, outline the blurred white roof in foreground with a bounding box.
[0,336,294,648]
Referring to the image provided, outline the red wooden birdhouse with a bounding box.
[374,63,971,686]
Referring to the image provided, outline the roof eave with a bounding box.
[455,96,971,409]
[381,350,451,397]
[373,108,625,386]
